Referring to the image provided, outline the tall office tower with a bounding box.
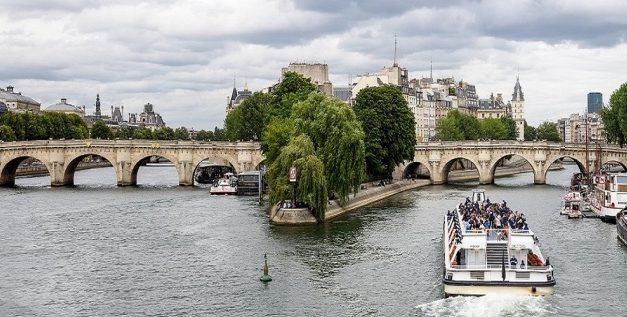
[587,92,603,114]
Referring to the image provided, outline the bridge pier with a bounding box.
[533,169,546,184]
[479,173,494,185]
[48,161,68,186]
[178,160,194,186]
[116,161,134,186]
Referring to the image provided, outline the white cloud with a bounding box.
[1,0,626,129]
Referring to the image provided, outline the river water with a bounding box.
[1,164,626,317]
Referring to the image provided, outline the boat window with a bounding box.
[618,176,627,184]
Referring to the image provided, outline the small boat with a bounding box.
[560,191,582,215]
[210,173,237,195]
[443,189,555,296]
[590,173,627,223]
[617,208,627,246]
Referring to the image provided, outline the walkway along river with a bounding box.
[1,164,625,316]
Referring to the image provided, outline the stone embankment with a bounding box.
[269,179,431,225]
[269,162,563,225]
[16,162,113,177]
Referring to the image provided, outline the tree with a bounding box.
[601,82,627,146]
[194,129,213,141]
[134,128,153,140]
[0,124,16,141]
[479,118,508,140]
[536,122,561,142]
[354,85,416,180]
[499,116,518,140]
[212,126,227,141]
[266,135,327,220]
[91,120,113,139]
[435,116,464,140]
[524,121,537,141]
[269,71,317,119]
[224,92,273,141]
[291,92,365,205]
[152,127,175,140]
[436,110,479,140]
[174,127,190,140]
[261,117,295,165]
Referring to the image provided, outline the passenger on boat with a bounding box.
[520,260,526,269]
[510,256,518,267]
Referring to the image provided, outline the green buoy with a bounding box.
[260,253,272,282]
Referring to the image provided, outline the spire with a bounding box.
[95,94,101,117]
[512,76,524,102]
[430,58,433,80]
[393,34,398,67]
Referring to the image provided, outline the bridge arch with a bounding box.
[192,155,239,175]
[0,155,51,187]
[63,153,117,186]
[488,153,536,185]
[130,154,180,186]
[542,155,586,184]
[402,161,432,179]
[441,157,481,184]
[600,159,627,172]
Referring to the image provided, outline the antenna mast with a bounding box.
[393,34,398,67]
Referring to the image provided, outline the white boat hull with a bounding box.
[444,283,554,296]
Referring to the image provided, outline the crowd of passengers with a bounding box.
[447,197,530,236]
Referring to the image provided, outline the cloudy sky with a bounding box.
[1,0,626,129]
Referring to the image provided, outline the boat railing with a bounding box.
[449,264,552,271]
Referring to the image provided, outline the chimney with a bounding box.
[61,98,67,103]
[6,86,14,93]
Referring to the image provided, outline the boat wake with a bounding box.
[414,294,552,317]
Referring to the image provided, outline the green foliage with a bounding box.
[152,126,175,140]
[212,126,227,141]
[536,121,561,141]
[354,85,416,180]
[0,124,16,141]
[601,82,627,146]
[291,92,365,205]
[0,111,89,140]
[524,121,537,141]
[499,116,518,140]
[436,110,480,140]
[479,118,508,140]
[134,128,153,140]
[261,117,295,165]
[91,120,113,139]
[267,135,328,220]
[269,72,317,119]
[194,129,213,141]
[174,127,190,140]
[224,92,273,141]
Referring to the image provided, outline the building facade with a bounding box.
[587,92,603,114]
[0,86,41,112]
[282,63,333,96]
[43,98,85,118]
[226,84,252,113]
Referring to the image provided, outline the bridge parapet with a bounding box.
[0,139,263,186]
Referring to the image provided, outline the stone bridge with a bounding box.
[395,141,627,184]
[3,140,627,187]
[0,140,264,186]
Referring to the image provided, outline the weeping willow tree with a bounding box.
[267,135,328,220]
[291,92,366,205]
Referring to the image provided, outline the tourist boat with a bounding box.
[560,191,582,215]
[209,173,237,195]
[617,208,627,246]
[590,173,627,223]
[442,189,555,296]
[236,170,266,196]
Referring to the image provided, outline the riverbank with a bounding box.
[269,162,561,225]
[269,179,431,225]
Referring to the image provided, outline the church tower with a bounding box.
[95,94,101,117]
[511,77,525,141]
